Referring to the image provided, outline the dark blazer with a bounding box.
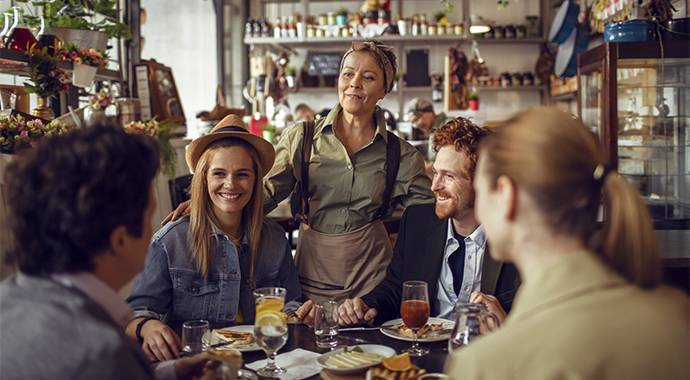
[362,203,520,324]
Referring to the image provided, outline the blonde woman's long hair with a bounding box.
[479,107,660,288]
[189,138,268,280]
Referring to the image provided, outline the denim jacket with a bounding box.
[126,215,301,324]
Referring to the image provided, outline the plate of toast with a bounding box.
[379,318,454,342]
[209,325,261,352]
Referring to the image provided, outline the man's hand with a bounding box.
[470,291,507,327]
[295,300,316,327]
[162,199,192,226]
[337,297,377,326]
[174,354,222,380]
[140,319,183,362]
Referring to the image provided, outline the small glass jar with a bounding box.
[428,23,437,35]
[318,14,327,26]
[483,27,493,39]
[516,24,526,38]
[327,12,336,26]
[454,23,463,35]
[511,72,522,86]
[505,24,515,38]
[437,24,445,35]
[493,24,504,39]
[315,27,325,37]
[526,16,539,38]
[307,24,315,38]
[341,27,350,37]
[500,72,511,87]
[522,72,534,86]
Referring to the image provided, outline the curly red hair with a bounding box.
[432,117,491,182]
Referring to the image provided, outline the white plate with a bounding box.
[380,318,454,342]
[317,344,396,375]
[209,325,262,352]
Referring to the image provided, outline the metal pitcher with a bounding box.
[448,302,501,352]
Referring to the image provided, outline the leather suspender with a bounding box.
[301,121,315,225]
[300,120,401,226]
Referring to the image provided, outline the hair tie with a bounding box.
[593,164,611,186]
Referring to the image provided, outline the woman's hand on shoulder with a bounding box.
[140,319,183,362]
[162,199,192,226]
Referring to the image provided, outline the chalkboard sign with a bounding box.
[307,52,343,76]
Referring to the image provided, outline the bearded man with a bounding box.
[337,118,520,326]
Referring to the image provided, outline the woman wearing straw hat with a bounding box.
[125,115,301,362]
[167,40,434,322]
[445,107,688,379]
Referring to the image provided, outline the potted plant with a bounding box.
[335,8,348,26]
[63,41,109,87]
[124,118,178,180]
[262,123,276,144]
[23,44,71,120]
[0,113,70,154]
[467,92,479,111]
[13,0,132,50]
[283,65,296,89]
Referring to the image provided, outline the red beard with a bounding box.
[434,190,475,220]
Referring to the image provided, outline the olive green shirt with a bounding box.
[263,104,434,234]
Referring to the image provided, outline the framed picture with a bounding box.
[134,59,186,125]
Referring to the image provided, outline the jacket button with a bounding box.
[227,315,235,319]
[192,283,199,293]
[230,271,237,274]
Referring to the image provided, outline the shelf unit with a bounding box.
[0,48,121,83]
[246,0,549,119]
[578,40,689,229]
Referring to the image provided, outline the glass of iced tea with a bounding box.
[400,280,430,356]
[253,287,288,377]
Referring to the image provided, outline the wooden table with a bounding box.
[202,323,450,379]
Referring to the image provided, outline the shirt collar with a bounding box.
[51,272,133,328]
[316,103,389,143]
[445,219,485,248]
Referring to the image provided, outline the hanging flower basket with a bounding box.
[72,63,97,88]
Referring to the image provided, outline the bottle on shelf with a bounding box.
[274,18,281,38]
[420,14,428,36]
[287,16,296,38]
[0,12,13,48]
[261,18,269,38]
[5,6,38,52]
[246,18,253,38]
[412,14,420,36]
[36,10,59,55]
[253,19,261,38]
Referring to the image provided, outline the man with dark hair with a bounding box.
[338,118,520,326]
[404,97,455,175]
[0,126,219,379]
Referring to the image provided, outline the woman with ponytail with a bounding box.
[445,107,688,380]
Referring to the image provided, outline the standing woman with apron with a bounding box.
[263,40,434,321]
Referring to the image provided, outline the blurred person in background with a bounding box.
[405,97,454,175]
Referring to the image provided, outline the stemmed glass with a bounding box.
[400,280,430,356]
[253,287,288,377]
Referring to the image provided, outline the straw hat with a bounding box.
[185,114,275,175]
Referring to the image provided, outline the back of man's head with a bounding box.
[432,117,491,182]
[404,98,435,119]
[4,125,160,276]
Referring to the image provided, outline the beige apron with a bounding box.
[295,219,393,305]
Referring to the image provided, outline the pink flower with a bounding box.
[70,51,78,59]
[79,46,86,54]
[62,84,69,92]
[17,123,24,132]
[21,130,28,139]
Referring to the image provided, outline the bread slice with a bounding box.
[204,348,243,364]
[396,323,443,339]
[212,329,254,346]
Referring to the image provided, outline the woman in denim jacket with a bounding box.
[125,115,301,362]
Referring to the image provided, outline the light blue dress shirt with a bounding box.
[434,222,486,321]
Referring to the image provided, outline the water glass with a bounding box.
[182,319,210,356]
[314,300,339,349]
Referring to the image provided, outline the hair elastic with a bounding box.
[593,164,611,186]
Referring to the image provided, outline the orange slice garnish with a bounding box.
[381,353,412,371]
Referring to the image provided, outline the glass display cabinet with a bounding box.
[578,41,689,229]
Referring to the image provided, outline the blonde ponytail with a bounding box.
[599,172,660,288]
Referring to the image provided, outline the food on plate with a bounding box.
[212,329,254,347]
[393,323,444,339]
[368,366,427,380]
[324,351,382,369]
[381,353,411,371]
[203,348,243,364]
